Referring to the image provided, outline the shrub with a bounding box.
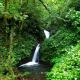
[40,27,77,63]
[12,34,36,66]
[47,43,80,80]
[65,9,80,33]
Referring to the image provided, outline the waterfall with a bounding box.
[32,44,40,62]
[44,30,50,39]
[19,44,40,67]
[19,30,50,67]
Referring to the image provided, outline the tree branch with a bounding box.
[39,0,51,14]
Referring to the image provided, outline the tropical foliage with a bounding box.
[0,0,80,80]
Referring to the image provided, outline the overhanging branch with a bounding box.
[39,0,51,14]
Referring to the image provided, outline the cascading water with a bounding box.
[32,44,40,62]
[44,30,50,39]
[19,44,40,67]
[19,30,50,67]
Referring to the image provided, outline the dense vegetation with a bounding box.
[0,0,80,80]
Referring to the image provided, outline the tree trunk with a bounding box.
[4,0,9,12]
[9,27,14,56]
